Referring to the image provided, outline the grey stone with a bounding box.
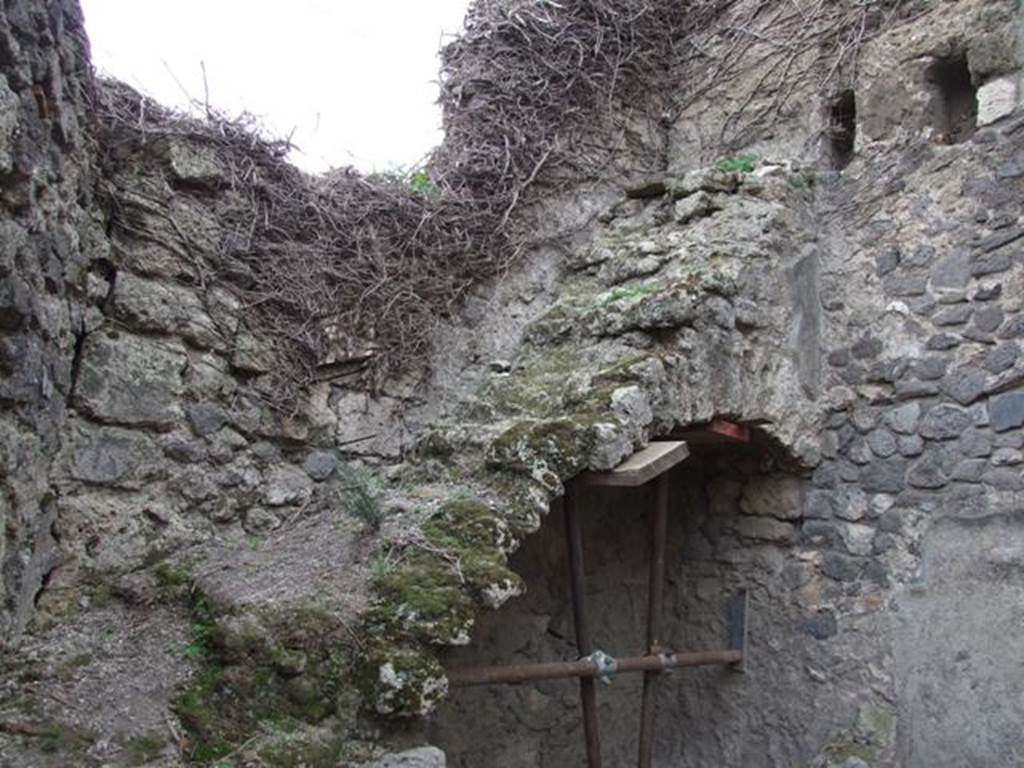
[876,248,900,276]
[926,333,962,351]
[162,435,207,463]
[970,252,1011,277]
[802,520,838,547]
[848,438,872,465]
[912,357,948,381]
[262,465,314,507]
[822,552,862,582]
[884,273,928,296]
[942,367,988,406]
[990,392,1024,432]
[835,487,869,521]
[243,506,281,533]
[904,245,935,268]
[919,404,974,440]
[866,429,898,458]
[827,348,850,368]
[112,272,221,348]
[995,432,1024,449]
[73,332,186,430]
[930,249,970,289]
[907,453,948,489]
[897,434,925,457]
[896,380,941,399]
[991,447,1024,466]
[859,458,908,493]
[850,407,877,433]
[69,426,166,489]
[959,428,993,458]
[933,305,972,326]
[839,522,875,555]
[739,475,804,520]
[674,191,718,223]
[802,610,838,640]
[951,459,987,483]
[873,532,899,554]
[164,140,228,187]
[878,509,904,534]
[974,306,1005,334]
[967,30,1022,79]
[851,336,883,360]
[985,342,1019,374]
[186,402,228,437]
[975,227,1024,254]
[997,316,1024,340]
[730,515,796,542]
[624,178,667,198]
[972,283,1002,301]
[938,484,990,519]
[803,489,836,519]
[359,747,447,768]
[303,450,339,480]
[887,401,921,434]
[982,467,1024,491]
[969,402,990,427]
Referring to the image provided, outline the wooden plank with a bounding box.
[581,441,689,487]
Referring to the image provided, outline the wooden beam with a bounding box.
[580,441,689,487]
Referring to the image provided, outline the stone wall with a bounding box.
[2,0,1024,765]
[0,0,99,643]
[423,1,1024,765]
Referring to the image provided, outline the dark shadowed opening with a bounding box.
[926,55,978,143]
[826,90,856,170]
[430,424,809,767]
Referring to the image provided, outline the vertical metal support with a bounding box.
[727,589,749,673]
[637,473,670,768]
[565,482,602,768]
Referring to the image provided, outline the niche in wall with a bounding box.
[826,90,856,170]
[926,55,978,143]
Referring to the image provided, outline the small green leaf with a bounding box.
[410,170,435,195]
[716,155,757,174]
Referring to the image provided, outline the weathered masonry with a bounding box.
[3,0,1024,766]
[436,432,756,767]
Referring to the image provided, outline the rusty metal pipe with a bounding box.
[565,483,602,768]
[638,474,670,768]
[447,649,743,688]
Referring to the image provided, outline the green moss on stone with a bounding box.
[356,642,448,717]
[372,553,476,645]
[487,416,605,479]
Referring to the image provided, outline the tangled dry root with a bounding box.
[94,0,902,409]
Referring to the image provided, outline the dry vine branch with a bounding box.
[92,0,900,411]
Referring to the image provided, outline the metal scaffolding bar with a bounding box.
[444,438,749,766]
[637,473,669,768]
[565,482,602,768]
[447,648,744,688]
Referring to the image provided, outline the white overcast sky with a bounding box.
[81,1,471,173]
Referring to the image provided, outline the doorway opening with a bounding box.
[926,55,978,143]
[430,421,803,767]
[826,90,856,170]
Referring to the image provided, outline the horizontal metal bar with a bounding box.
[447,649,743,688]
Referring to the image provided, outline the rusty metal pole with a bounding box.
[447,649,743,687]
[637,473,669,768]
[565,481,602,768]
